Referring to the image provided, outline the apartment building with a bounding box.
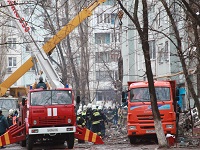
[120,0,193,110]
[89,0,122,104]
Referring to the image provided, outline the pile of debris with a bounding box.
[104,125,129,145]
[177,108,200,148]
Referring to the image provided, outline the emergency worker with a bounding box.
[76,109,85,143]
[113,106,118,125]
[12,109,18,125]
[86,103,92,130]
[0,110,9,148]
[36,76,47,89]
[77,109,85,127]
[98,106,107,138]
[121,106,128,127]
[7,109,14,127]
[91,105,101,136]
[106,106,113,128]
[82,105,87,121]
[118,105,123,128]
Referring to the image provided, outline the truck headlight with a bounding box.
[68,118,71,123]
[33,120,37,125]
[129,126,136,130]
[166,124,173,128]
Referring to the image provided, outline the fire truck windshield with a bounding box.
[30,90,72,106]
[130,87,170,102]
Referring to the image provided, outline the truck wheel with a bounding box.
[129,136,137,144]
[26,135,34,150]
[66,133,74,149]
[20,140,26,147]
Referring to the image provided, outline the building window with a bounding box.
[158,47,164,63]
[97,14,103,24]
[96,71,110,81]
[7,38,16,49]
[95,51,109,63]
[97,13,116,24]
[96,70,118,81]
[96,90,116,101]
[97,91,103,101]
[8,57,16,67]
[95,33,110,44]
[111,32,120,42]
[149,40,156,59]
[43,0,52,7]
[164,41,169,60]
[26,44,31,52]
[44,37,51,43]
[103,0,115,5]
[111,13,116,24]
[30,65,35,71]
[104,14,110,23]
[61,17,67,26]
[110,51,119,62]
[23,5,34,15]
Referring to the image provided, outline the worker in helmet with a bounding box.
[91,105,102,136]
[98,106,107,138]
[76,109,85,127]
[36,76,47,89]
[7,109,14,127]
[86,103,92,130]
[76,109,85,143]
[82,105,87,121]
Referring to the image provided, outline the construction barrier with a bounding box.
[0,123,26,147]
[1,124,103,147]
[75,126,104,144]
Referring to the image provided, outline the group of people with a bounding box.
[0,109,18,147]
[76,103,128,139]
[0,110,9,148]
[76,104,107,139]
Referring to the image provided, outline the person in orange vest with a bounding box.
[12,109,18,125]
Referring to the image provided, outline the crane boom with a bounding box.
[43,0,106,54]
[2,0,64,91]
[0,0,106,96]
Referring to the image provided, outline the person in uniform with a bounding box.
[91,105,102,136]
[36,76,47,89]
[0,110,9,148]
[98,106,107,138]
[86,103,92,130]
[7,109,14,127]
[76,109,85,143]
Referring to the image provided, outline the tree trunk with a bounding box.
[161,0,200,119]
[117,0,168,147]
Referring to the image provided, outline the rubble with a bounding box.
[177,111,200,148]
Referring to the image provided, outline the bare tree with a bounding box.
[160,0,200,119]
[180,0,200,117]
[0,29,7,83]
[117,0,168,147]
[37,1,81,97]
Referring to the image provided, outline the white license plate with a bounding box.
[47,128,58,133]
[146,130,155,133]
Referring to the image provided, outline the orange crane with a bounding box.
[0,0,106,96]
